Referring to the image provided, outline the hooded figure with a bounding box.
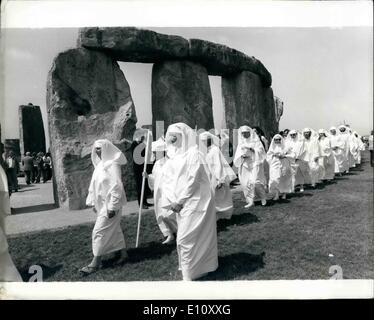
[147,137,177,244]
[161,123,218,281]
[0,164,22,281]
[266,134,294,200]
[299,128,323,187]
[353,131,365,165]
[346,127,359,168]
[318,129,335,181]
[80,139,128,274]
[233,126,267,207]
[199,131,237,220]
[329,126,349,174]
[285,129,306,192]
[337,125,351,173]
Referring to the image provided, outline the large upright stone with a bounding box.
[262,88,278,137]
[152,61,214,136]
[19,103,46,156]
[78,27,189,63]
[0,123,3,159]
[274,96,284,123]
[189,39,272,87]
[222,71,277,140]
[47,47,137,210]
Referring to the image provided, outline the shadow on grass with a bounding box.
[287,192,313,199]
[19,263,63,281]
[265,199,291,207]
[199,252,265,281]
[217,211,259,232]
[126,241,175,263]
[12,203,57,214]
[344,172,357,176]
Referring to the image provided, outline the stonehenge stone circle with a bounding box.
[47,27,282,210]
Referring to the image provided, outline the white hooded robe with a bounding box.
[161,123,218,280]
[233,126,267,206]
[86,140,127,257]
[199,132,237,220]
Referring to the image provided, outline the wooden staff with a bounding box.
[135,130,151,248]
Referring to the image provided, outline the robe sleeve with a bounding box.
[209,147,230,185]
[175,151,204,206]
[107,165,124,211]
[233,146,244,168]
[253,142,266,164]
[86,174,95,207]
[266,149,275,163]
[147,163,157,191]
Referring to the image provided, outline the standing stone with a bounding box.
[0,123,3,159]
[152,60,214,136]
[262,88,278,139]
[274,96,284,123]
[19,103,46,156]
[47,47,137,210]
[222,71,278,140]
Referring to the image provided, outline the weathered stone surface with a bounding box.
[222,71,278,140]
[0,124,3,159]
[274,96,284,123]
[77,27,272,87]
[188,39,271,87]
[152,60,214,137]
[19,103,46,156]
[262,87,278,138]
[4,139,21,159]
[78,27,189,63]
[47,47,138,210]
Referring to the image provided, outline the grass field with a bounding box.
[7,152,373,281]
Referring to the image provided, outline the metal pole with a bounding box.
[135,130,151,248]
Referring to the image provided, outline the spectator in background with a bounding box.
[42,152,52,183]
[35,152,44,183]
[369,130,373,167]
[22,152,34,185]
[5,151,19,192]
[131,131,152,209]
[31,152,38,183]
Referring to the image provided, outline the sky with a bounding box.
[1,26,372,149]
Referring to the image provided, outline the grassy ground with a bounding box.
[7,152,373,281]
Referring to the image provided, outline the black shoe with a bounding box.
[142,204,149,210]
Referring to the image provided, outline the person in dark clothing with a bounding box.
[5,151,19,192]
[34,152,43,183]
[130,135,153,209]
[43,153,52,182]
[31,152,37,183]
[22,152,34,185]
